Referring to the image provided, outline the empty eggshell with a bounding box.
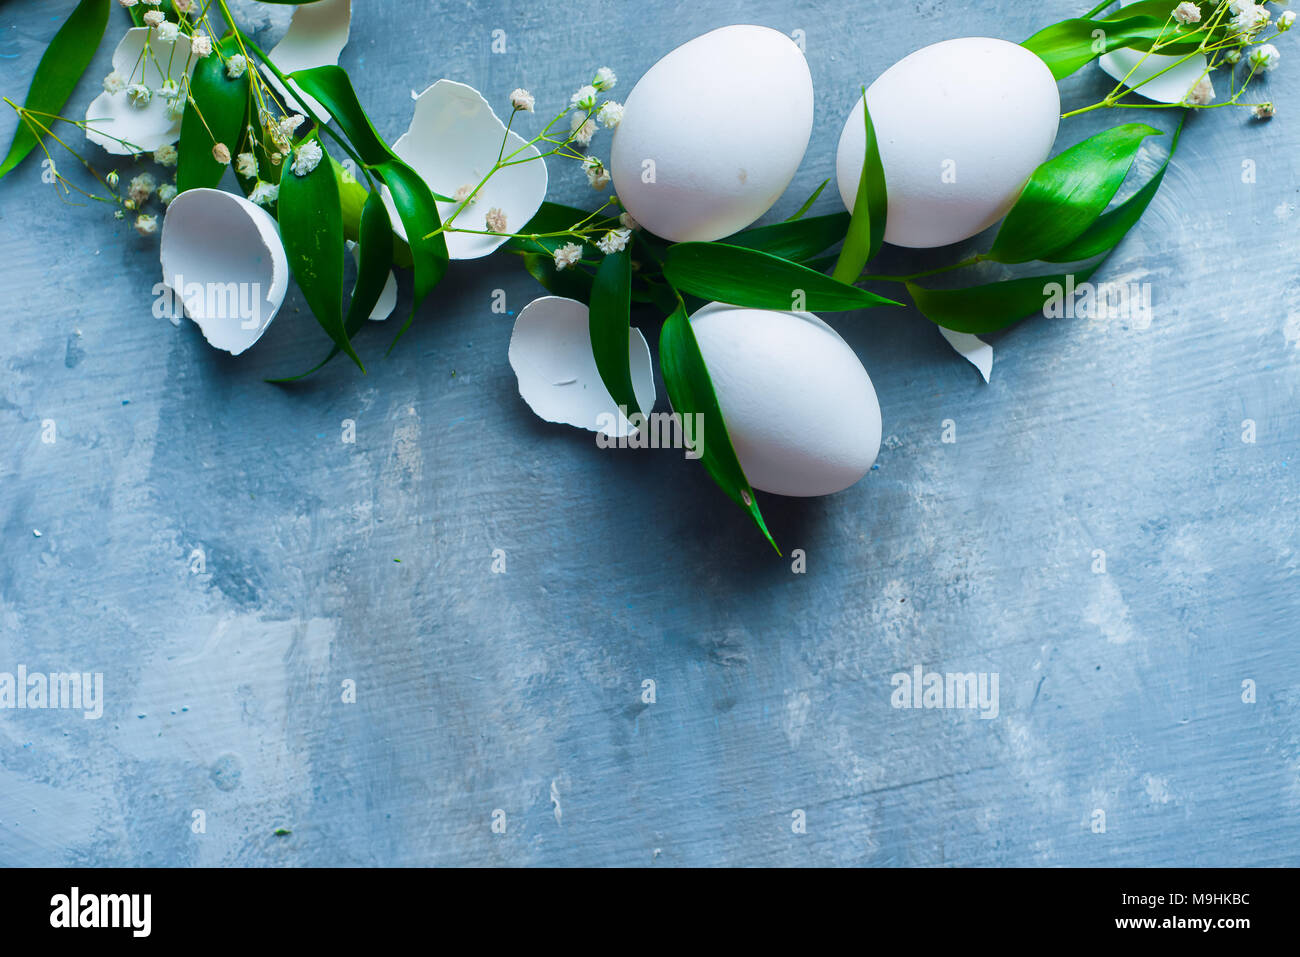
[610,24,814,242]
[1098,1,1207,104]
[259,0,351,121]
[85,27,195,155]
[685,303,882,497]
[159,188,289,355]
[509,296,654,437]
[387,80,547,260]
[836,37,1060,248]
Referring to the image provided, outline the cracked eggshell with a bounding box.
[508,296,654,437]
[685,303,881,497]
[610,24,814,242]
[86,27,195,155]
[260,0,351,120]
[837,37,1059,249]
[387,80,547,260]
[1098,1,1206,104]
[159,188,289,355]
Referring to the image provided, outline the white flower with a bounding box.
[452,183,476,205]
[158,78,180,100]
[1281,11,1297,32]
[142,10,164,27]
[1230,1,1270,37]
[485,207,508,233]
[155,21,179,43]
[583,156,611,190]
[1252,101,1275,119]
[596,228,631,254]
[106,170,119,188]
[570,113,596,146]
[249,181,279,206]
[1173,2,1201,24]
[103,71,126,94]
[1248,43,1281,72]
[153,143,177,166]
[134,213,158,236]
[509,88,535,112]
[126,83,152,107]
[619,211,639,231]
[235,151,258,178]
[157,183,177,204]
[212,142,231,164]
[173,0,195,13]
[118,0,138,7]
[570,85,598,110]
[280,113,306,137]
[596,100,623,128]
[553,242,583,270]
[166,95,186,119]
[128,172,156,204]
[1184,74,1215,104]
[226,54,247,79]
[593,67,617,91]
[191,33,212,58]
[291,139,323,176]
[1225,47,1243,64]
[142,0,161,5]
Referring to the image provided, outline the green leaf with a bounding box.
[785,178,829,221]
[518,252,595,301]
[659,304,779,554]
[906,265,1102,335]
[663,242,900,312]
[1022,10,1208,79]
[987,123,1162,265]
[727,212,850,263]
[277,137,362,370]
[588,248,643,419]
[176,38,249,193]
[832,89,886,282]
[0,0,110,179]
[1043,115,1184,263]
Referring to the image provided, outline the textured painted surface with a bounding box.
[1,1,1298,867]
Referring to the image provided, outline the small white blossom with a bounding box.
[191,33,213,58]
[1173,2,1201,24]
[1225,47,1243,64]
[1184,74,1215,105]
[291,139,323,176]
[485,207,508,233]
[153,144,178,167]
[166,95,186,119]
[226,54,248,79]
[249,181,279,206]
[1230,1,1270,37]
[280,113,306,136]
[619,211,639,231]
[1280,11,1296,32]
[114,209,125,220]
[142,0,162,5]
[157,183,178,204]
[583,156,611,190]
[158,78,180,100]
[593,67,617,91]
[173,0,195,13]
[596,228,631,254]
[103,71,126,94]
[570,113,596,146]
[142,10,164,27]
[126,83,152,107]
[553,242,583,270]
[452,183,476,205]
[509,88,535,112]
[129,172,156,204]
[212,142,231,165]
[106,170,119,189]
[155,20,179,43]
[235,151,258,178]
[596,100,623,128]
[118,0,138,8]
[570,85,598,110]
[1252,101,1275,119]
[1248,43,1281,72]
[135,213,158,237]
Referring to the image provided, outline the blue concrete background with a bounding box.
[1,0,1297,866]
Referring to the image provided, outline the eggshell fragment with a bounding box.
[508,296,654,437]
[836,37,1060,248]
[260,0,351,120]
[159,188,289,355]
[686,303,881,497]
[386,80,547,260]
[938,327,993,383]
[85,28,195,155]
[611,24,814,242]
[1098,2,1208,104]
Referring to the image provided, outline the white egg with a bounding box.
[611,25,814,243]
[836,37,1060,249]
[686,303,881,498]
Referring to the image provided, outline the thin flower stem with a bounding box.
[858,255,984,284]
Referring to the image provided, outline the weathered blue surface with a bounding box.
[1,0,1297,867]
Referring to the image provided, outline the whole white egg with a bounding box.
[836,37,1060,249]
[611,25,814,242]
[686,303,882,498]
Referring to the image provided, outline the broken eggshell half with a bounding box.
[86,27,196,155]
[386,80,548,260]
[1098,0,1208,103]
[259,0,352,121]
[508,296,654,437]
[159,187,289,355]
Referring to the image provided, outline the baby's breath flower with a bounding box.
[106,170,120,189]
[1280,11,1296,32]
[596,227,630,254]
[270,151,283,166]
[128,172,156,204]
[235,152,258,178]
[126,83,152,107]
[1184,74,1215,105]
[596,100,623,128]
[553,242,583,270]
[155,20,179,43]
[114,209,125,220]
[485,207,508,233]
[452,183,476,205]
[103,71,126,94]
[191,33,213,58]
[1248,43,1281,72]
[570,113,596,146]
[583,156,611,190]
[212,142,231,165]
[510,88,535,112]
[1252,101,1275,119]
[153,144,178,167]
[1172,2,1201,24]
[157,183,178,204]
[1224,47,1243,64]
[123,198,137,211]
[142,10,164,27]
[570,85,598,110]
[158,78,180,100]
[249,181,279,206]
[173,0,195,13]
[280,113,306,137]
[166,95,186,119]
[226,54,248,80]
[142,0,161,5]
[1230,1,1270,38]
[291,139,323,176]
[118,0,138,8]
[593,67,617,91]
[619,211,639,231]
[135,213,158,237]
